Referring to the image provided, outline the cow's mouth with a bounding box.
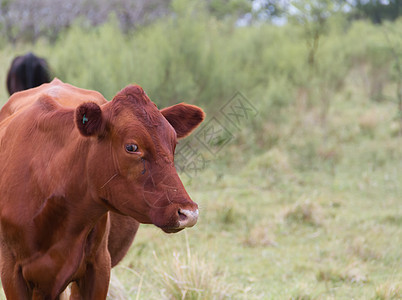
[161,227,184,234]
[100,198,194,234]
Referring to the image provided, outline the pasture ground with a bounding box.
[107,74,401,299]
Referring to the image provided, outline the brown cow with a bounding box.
[0,78,204,299]
[6,52,51,95]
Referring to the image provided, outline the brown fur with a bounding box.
[0,79,204,299]
[161,103,206,138]
[75,102,105,137]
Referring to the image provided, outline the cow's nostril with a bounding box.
[178,209,188,221]
[177,208,198,228]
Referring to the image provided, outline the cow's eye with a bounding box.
[125,144,138,153]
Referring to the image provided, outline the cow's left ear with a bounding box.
[161,103,205,139]
[75,102,105,137]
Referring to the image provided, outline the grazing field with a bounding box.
[106,73,401,299]
[0,2,401,299]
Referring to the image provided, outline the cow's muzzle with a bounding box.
[160,207,199,233]
[178,208,199,228]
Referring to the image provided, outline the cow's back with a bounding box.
[0,78,107,123]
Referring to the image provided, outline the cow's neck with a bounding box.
[32,135,111,247]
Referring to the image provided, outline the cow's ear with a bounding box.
[75,102,105,137]
[161,103,205,139]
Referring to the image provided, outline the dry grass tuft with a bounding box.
[153,232,233,300]
[348,237,381,261]
[374,281,401,300]
[342,264,368,283]
[317,263,367,284]
[316,268,344,283]
[282,199,324,226]
[243,223,277,247]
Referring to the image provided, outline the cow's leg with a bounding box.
[31,288,46,300]
[69,282,81,300]
[0,248,30,299]
[71,254,111,300]
[70,219,112,300]
[31,288,66,300]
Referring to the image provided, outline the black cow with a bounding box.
[6,52,50,95]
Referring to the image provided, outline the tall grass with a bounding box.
[151,232,233,300]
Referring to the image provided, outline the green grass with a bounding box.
[103,72,401,299]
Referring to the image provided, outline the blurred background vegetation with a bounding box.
[0,0,401,299]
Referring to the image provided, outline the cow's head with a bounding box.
[75,85,204,233]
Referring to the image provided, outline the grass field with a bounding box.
[104,73,401,299]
